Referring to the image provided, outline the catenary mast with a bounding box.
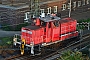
[30,0,40,18]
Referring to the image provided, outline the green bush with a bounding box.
[15,22,30,31]
[1,22,30,31]
[78,18,90,23]
[57,50,90,60]
[0,37,13,46]
[1,26,12,31]
[77,18,90,30]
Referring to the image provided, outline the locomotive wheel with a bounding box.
[54,42,60,50]
[24,47,30,54]
[13,44,20,49]
[51,44,56,51]
[41,47,46,55]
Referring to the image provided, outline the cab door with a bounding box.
[44,22,52,43]
[51,21,60,42]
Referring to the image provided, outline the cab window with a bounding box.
[41,21,46,27]
[53,21,59,27]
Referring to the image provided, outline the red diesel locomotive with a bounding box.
[13,15,78,55]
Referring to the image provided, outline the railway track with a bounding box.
[5,34,90,60]
[42,34,90,60]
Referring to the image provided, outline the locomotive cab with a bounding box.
[39,15,61,43]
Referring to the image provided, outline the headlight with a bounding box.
[13,38,17,42]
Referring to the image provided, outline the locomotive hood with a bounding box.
[24,25,41,30]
